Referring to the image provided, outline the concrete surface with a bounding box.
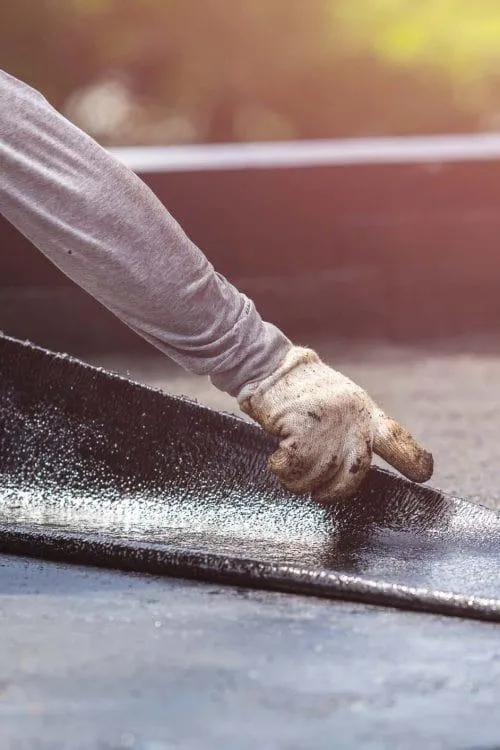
[2,339,500,749]
[2,557,500,750]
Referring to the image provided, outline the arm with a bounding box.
[0,70,433,500]
[0,69,291,396]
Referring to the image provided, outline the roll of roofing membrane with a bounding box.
[0,333,499,622]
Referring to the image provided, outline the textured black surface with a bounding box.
[0,333,499,622]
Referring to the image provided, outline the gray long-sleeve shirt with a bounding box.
[0,70,291,396]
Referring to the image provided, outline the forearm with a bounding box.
[0,70,291,395]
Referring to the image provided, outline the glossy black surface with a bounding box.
[1,333,499,621]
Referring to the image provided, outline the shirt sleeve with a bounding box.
[0,70,291,396]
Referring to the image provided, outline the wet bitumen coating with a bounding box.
[2,333,500,747]
[1,333,500,621]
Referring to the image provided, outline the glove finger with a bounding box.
[373,412,433,483]
[312,440,372,503]
[269,429,372,498]
[268,443,342,495]
[268,444,315,493]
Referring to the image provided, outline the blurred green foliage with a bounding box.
[2,0,500,144]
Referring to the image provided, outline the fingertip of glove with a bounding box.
[374,416,434,484]
[404,448,434,484]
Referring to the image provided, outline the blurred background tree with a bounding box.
[1,0,500,145]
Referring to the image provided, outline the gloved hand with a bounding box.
[238,346,433,501]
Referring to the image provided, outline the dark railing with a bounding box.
[2,135,500,353]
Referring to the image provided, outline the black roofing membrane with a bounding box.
[0,333,499,622]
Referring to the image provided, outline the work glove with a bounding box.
[238,346,433,502]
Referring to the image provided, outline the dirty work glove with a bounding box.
[238,347,433,502]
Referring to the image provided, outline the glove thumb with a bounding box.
[373,412,433,483]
